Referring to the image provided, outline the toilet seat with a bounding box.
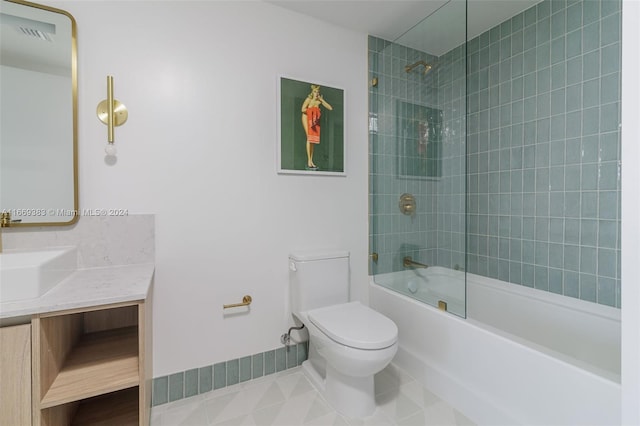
[307,302,398,350]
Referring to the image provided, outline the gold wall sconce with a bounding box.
[97,75,128,156]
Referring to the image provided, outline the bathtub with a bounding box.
[371,267,621,425]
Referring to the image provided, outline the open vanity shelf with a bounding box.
[32,302,151,426]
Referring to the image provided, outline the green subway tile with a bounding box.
[512,31,524,55]
[549,243,564,268]
[598,220,618,249]
[565,271,580,298]
[582,79,599,109]
[213,362,226,390]
[566,56,582,85]
[598,249,617,278]
[286,345,297,369]
[601,44,621,75]
[551,10,565,38]
[566,29,582,58]
[550,37,564,64]
[264,350,276,375]
[583,22,600,53]
[564,245,580,271]
[565,137,581,163]
[549,269,564,294]
[599,191,618,219]
[524,6,537,27]
[510,262,522,284]
[580,274,597,302]
[598,277,617,307]
[581,219,598,246]
[582,136,599,163]
[168,372,184,402]
[549,218,564,242]
[601,13,621,46]
[601,74,620,104]
[522,240,535,263]
[535,266,549,290]
[227,359,239,386]
[275,347,287,372]
[536,18,551,45]
[566,2,582,32]
[580,247,597,274]
[513,12,525,31]
[522,264,535,287]
[524,26,537,52]
[580,191,598,221]
[199,365,213,394]
[499,260,510,281]
[239,356,252,383]
[602,0,621,17]
[252,353,264,379]
[583,0,600,24]
[500,18,512,37]
[549,192,564,216]
[551,0,565,14]
[551,63,565,89]
[599,162,619,190]
[297,342,309,366]
[185,368,199,398]
[566,84,581,112]
[600,103,619,133]
[537,0,550,20]
[583,50,600,80]
[152,376,168,406]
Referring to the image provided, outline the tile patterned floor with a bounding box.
[151,364,476,426]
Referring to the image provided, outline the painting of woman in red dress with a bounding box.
[278,77,344,175]
[301,84,333,170]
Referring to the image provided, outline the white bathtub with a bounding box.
[371,267,621,425]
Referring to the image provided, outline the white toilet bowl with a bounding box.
[297,301,398,418]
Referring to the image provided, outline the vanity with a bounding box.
[1,0,155,423]
[0,262,155,425]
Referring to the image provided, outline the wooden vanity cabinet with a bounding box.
[0,323,32,425]
[31,300,152,426]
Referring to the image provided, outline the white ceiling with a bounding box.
[266,0,541,56]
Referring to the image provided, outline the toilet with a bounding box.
[289,250,398,418]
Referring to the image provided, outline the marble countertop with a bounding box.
[0,263,155,319]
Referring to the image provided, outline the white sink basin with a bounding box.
[0,247,77,303]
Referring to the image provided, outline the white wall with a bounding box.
[50,0,369,376]
[621,1,640,423]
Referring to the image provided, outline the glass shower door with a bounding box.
[369,0,467,317]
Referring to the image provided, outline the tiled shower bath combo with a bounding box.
[370,0,621,307]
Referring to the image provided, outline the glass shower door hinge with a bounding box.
[369,113,378,133]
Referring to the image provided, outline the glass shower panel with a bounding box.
[369,0,467,317]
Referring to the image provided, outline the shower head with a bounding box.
[405,60,433,75]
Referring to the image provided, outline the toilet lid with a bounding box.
[307,302,398,350]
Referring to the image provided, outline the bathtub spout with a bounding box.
[403,256,428,269]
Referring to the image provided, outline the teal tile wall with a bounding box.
[465,0,622,307]
[151,343,308,407]
[368,36,466,275]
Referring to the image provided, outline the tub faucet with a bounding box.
[403,256,428,269]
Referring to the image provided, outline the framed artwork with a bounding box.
[277,76,346,176]
[396,101,442,179]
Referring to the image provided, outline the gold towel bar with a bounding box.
[223,295,252,309]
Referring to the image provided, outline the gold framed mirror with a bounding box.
[0,0,78,227]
